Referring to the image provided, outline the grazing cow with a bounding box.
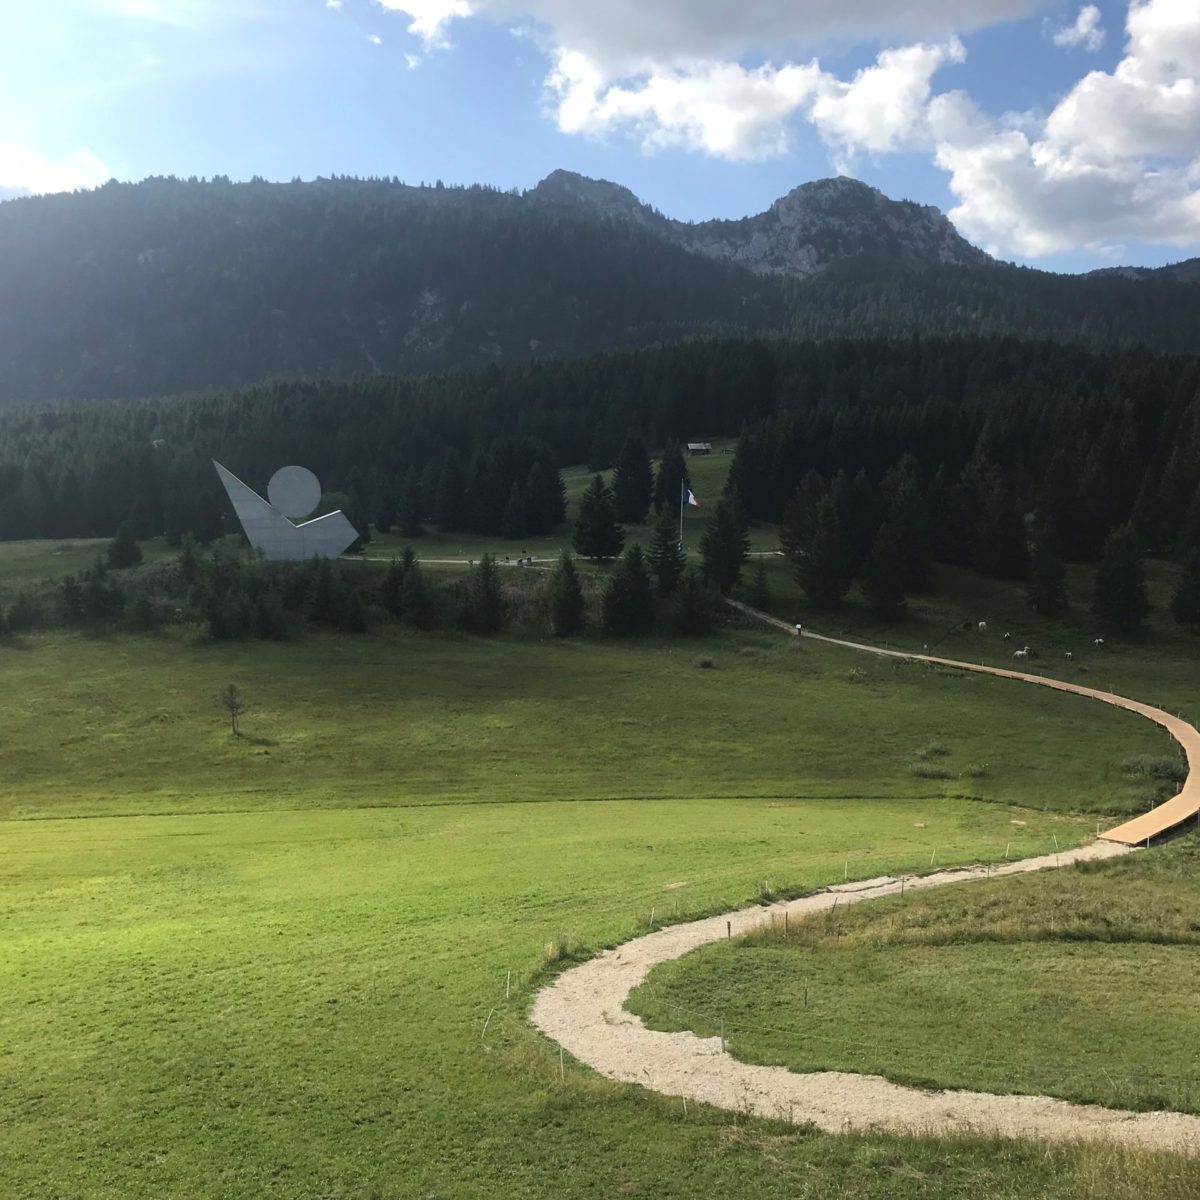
[1024,646,1040,660]
[978,621,988,633]
[1094,638,1105,648]
[1064,651,1074,661]
[1013,649,1029,661]
[1003,632,1012,642]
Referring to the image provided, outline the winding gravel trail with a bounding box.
[533,842,1200,1151]
[531,610,1200,1151]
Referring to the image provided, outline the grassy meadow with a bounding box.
[4,441,1200,1198]
[630,838,1200,1118]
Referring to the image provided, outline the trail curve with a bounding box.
[530,605,1200,1151]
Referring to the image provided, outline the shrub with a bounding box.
[694,657,716,670]
[961,763,990,779]
[910,763,954,780]
[1120,755,1188,784]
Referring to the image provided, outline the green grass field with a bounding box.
[6,446,1200,1198]
[2,623,1194,1198]
[0,628,1170,821]
[630,838,1200,1118]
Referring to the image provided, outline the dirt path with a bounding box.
[533,841,1200,1152]
[531,608,1200,1151]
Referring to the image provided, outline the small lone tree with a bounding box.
[572,475,624,563]
[107,523,143,569]
[747,557,771,610]
[549,550,585,636]
[220,683,245,736]
[669,567,717,636]
[460,553,505,633]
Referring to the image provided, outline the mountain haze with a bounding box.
[0,171,1198,406]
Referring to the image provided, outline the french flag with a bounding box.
[682,483,700,508]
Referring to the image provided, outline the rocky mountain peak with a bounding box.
[530,169,659,227]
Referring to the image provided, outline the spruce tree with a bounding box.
[381,558,406,618]
[881,456,934,592]
[612,433,653,525]
[107,523,143,569]
[1170,553,1200,629]
[648,507,686,598]
[399,558,435,630]
[460,554,504,633]
[669,567,716,636]
[572,475,624,563]
[860,522,907,621]
[652,440,690,513]
[792,497,850,609]
[306,558,345,627]
[602,544,655,636]
[699,498,749,595]
[549,550,585,636]
[1093,523,1150,634]
[1027,526,1068,617]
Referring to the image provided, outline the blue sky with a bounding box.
[2,0,1198,271]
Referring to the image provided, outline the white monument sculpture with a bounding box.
[213,461,359,561]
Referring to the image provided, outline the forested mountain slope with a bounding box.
[0,176,782,405]
[2,173,1200,407]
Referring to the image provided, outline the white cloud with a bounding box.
[371,0,1200,257]
[1051,5,1105,51]
[809,38,964,156]
[375,0,475,46]
[0,143,112,198]
[933,1,1200,255]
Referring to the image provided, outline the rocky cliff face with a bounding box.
[531,171,991,279]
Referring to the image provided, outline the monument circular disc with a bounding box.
[267,465,322,520]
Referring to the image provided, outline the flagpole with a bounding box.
[679,482,684,551]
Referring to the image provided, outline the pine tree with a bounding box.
[669,567,716,636]
[792,497,850,609]
[306,558,345,627]
[652,439,690,513]
[572,476,624,563]
[501,482,526,540]
[1027,526,1068,617]
[860,522,907,621]
[699,498,749,595]
[601,544,655,636]
[1093,523,1150,634]
[107,523,143,569]
[881,456,934,592]
[1170,553,1200,629]
[612,433,653,525]
[460,554,504,633]
[549,550,585,636]
[381,558,406,618]
[399,554,435,629]
[648,507,687,598]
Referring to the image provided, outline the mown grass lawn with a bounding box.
[630,838,1200,1117]
[1,616,1197,1198]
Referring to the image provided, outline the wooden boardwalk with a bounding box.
[728,601,1200,846]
